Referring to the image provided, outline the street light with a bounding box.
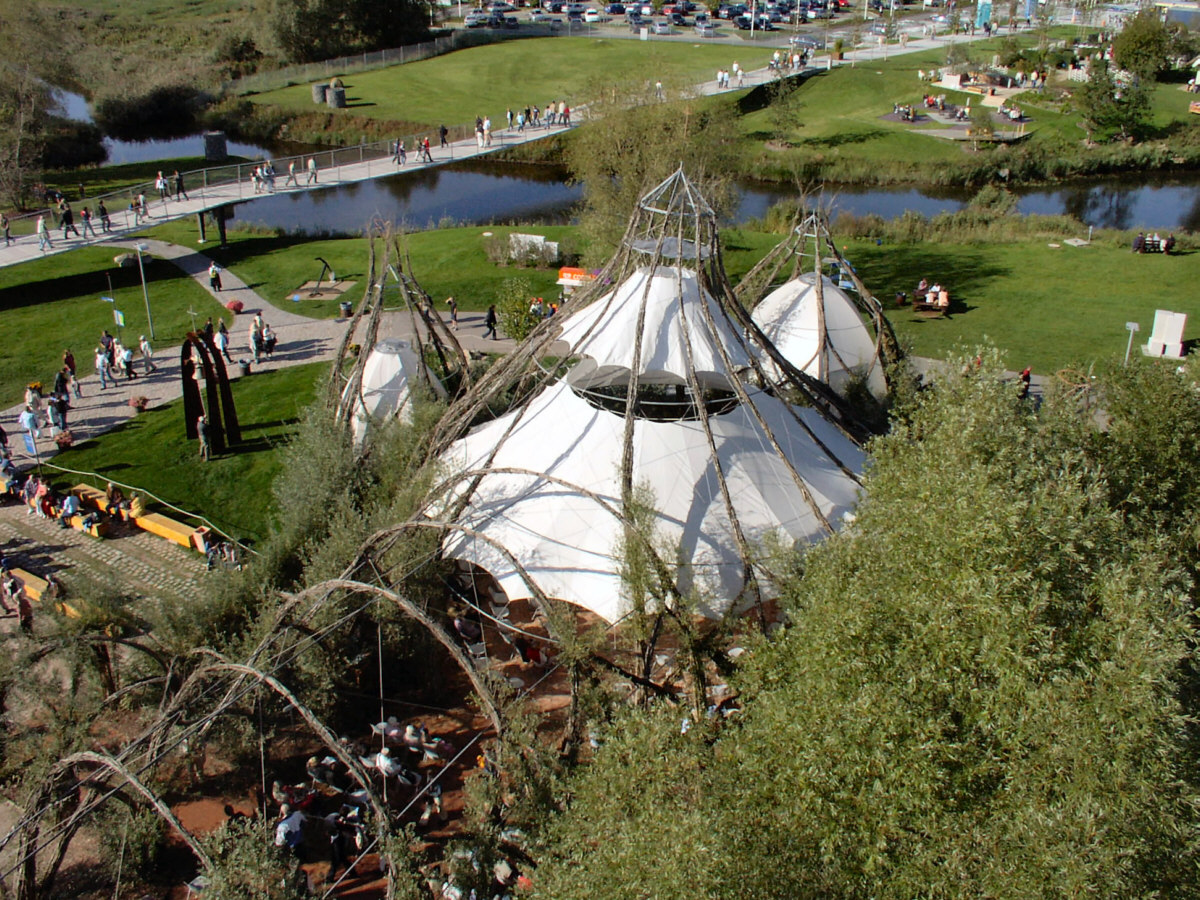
[135,242,156,340]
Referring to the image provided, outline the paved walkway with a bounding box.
[2,238,351,464]
[0,496,208,605]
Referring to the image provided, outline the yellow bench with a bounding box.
[134,513,199,549]
[71,483,107,510]
[9,567,79,618]
[63,514,108,538]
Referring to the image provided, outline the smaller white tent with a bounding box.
[752,273,887,399]
[346,339,446,446]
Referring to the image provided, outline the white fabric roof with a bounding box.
[558,267,752,389]
[752,273,886,399]
[345,339,446,446]
[440,381,862,623]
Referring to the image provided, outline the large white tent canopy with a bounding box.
[559,267,752,389]
[752,273,887,399]
[441,384,862,623]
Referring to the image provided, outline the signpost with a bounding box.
[1124,321,1140,366]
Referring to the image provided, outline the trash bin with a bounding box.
[312,83,329,105]
[339,301,353,318]
[238,360,251,377]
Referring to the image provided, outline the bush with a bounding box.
[93,83,210,141]
[99,806,167,883]
[496,276,540,342]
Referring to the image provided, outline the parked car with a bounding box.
[544,0,565,9]
[583,8,609,20]
[628,13,645,28]
[789,32,824,49]
[606,1,626,11]
[695,19,716,34]
[464,9,490,25]
[652,17,673,31]
[529,11,563,22]
[670,11,688,23]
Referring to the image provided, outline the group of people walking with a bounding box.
[94,330,156,390]
[31,197,113,251]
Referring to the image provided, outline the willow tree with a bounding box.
[564,59,740,260]
[532,355,1200,898]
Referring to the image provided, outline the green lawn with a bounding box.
[249,37,775,127]
[0,247,234,409]
[50,362,325,543]
[848,237,1200,374]
[147,221,581,317]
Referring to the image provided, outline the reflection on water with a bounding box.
[232,162,1200,236]
[53,87,291,166]
[232,161,585,234]
[1013,178,1200,232]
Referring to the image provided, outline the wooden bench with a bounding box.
[913,290,950,318]
[1190,100,1200,115]
[134,512,199,549]
[9,567,79,618]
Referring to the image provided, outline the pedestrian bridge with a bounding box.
[0,119,575,269]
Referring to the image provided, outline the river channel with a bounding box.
[225,159,1200,234]
[58,90,1200,233]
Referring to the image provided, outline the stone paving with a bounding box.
[0,497,208,606]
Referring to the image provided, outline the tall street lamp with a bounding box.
[135,242,156,340]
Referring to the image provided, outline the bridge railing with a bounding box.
[6,118,572,239]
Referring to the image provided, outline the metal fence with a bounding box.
[226,27,563,96]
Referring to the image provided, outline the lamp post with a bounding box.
[135,242,156,340]
[1124,321,1140,366]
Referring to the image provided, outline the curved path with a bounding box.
[1,237,518,463]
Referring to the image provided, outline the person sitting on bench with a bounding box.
[104,482,128,517]
[59,493,81,528]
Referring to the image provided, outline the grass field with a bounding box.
[0,247,233,409]
[50,362,325,542]
[146,220,580,318]
[249,37,776,127]
[734,34,1199,178]
[850,237,1200,374]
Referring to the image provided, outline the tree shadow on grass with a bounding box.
[0,259,195,314]
[796,128,888,149]
[239,417,300,432]
[855,245,1008,317]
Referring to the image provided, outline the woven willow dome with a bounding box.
[736,210,900,400]
[429,171,868,623]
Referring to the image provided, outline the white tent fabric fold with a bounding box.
[344,339,446,446]
[441,381,862,623]
[752,273,887,399]
[558,267,752,389]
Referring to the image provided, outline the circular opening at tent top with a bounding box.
[570,381,740,422]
